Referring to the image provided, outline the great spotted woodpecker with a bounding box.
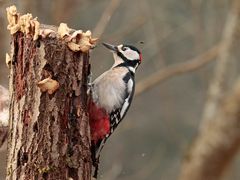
[89,42,142,178]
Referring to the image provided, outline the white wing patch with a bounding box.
[128,66,135,73]
[120,79,133,118]
[127,78,133,93]
[120,100,129,118]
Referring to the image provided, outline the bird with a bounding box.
[89,42,142,178]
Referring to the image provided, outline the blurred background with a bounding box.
[1,0,240,179]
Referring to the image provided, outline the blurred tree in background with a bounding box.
[1,0,240,179]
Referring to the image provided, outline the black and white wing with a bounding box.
[91,73,135,178]
[110,73,135,133]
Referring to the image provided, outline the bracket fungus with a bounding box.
[37,78,60,95]
[6,5,98,52]
[6,5,40,40]
[57,23,98,52]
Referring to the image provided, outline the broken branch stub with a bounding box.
[6,5,93,180]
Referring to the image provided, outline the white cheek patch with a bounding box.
[122,50,139,60]
[118,44,139,60]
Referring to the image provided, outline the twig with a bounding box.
[135,43,222,96]
[93,0,122,38]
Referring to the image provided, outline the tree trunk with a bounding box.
[6,29,92,179]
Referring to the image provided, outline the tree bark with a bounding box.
[6,29,92,179]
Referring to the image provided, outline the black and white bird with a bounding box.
[89,42,142,178]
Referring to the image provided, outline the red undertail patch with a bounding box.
[89,101,110,144]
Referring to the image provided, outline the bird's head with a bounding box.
[102,42,142,69]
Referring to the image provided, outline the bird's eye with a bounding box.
[122,47,127,51]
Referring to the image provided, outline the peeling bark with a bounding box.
[6,30,91,179]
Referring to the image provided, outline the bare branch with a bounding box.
[179,2,240,179]
[93,0,122,38]
[135,43,221,96]
[179,79,240,180]
[200,0,240,127]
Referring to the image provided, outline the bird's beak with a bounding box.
[102,42,117,52]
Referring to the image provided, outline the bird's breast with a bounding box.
[92,68,128,112]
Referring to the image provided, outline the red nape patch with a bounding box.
[89,101,110,144]
[139,53,143,62]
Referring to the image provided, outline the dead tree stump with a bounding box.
[6,6,97,180]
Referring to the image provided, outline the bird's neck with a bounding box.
[112,54,124,67]
[112,54,139,73]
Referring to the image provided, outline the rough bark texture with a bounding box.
[179,80,240,180]
[6,31,91,180]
